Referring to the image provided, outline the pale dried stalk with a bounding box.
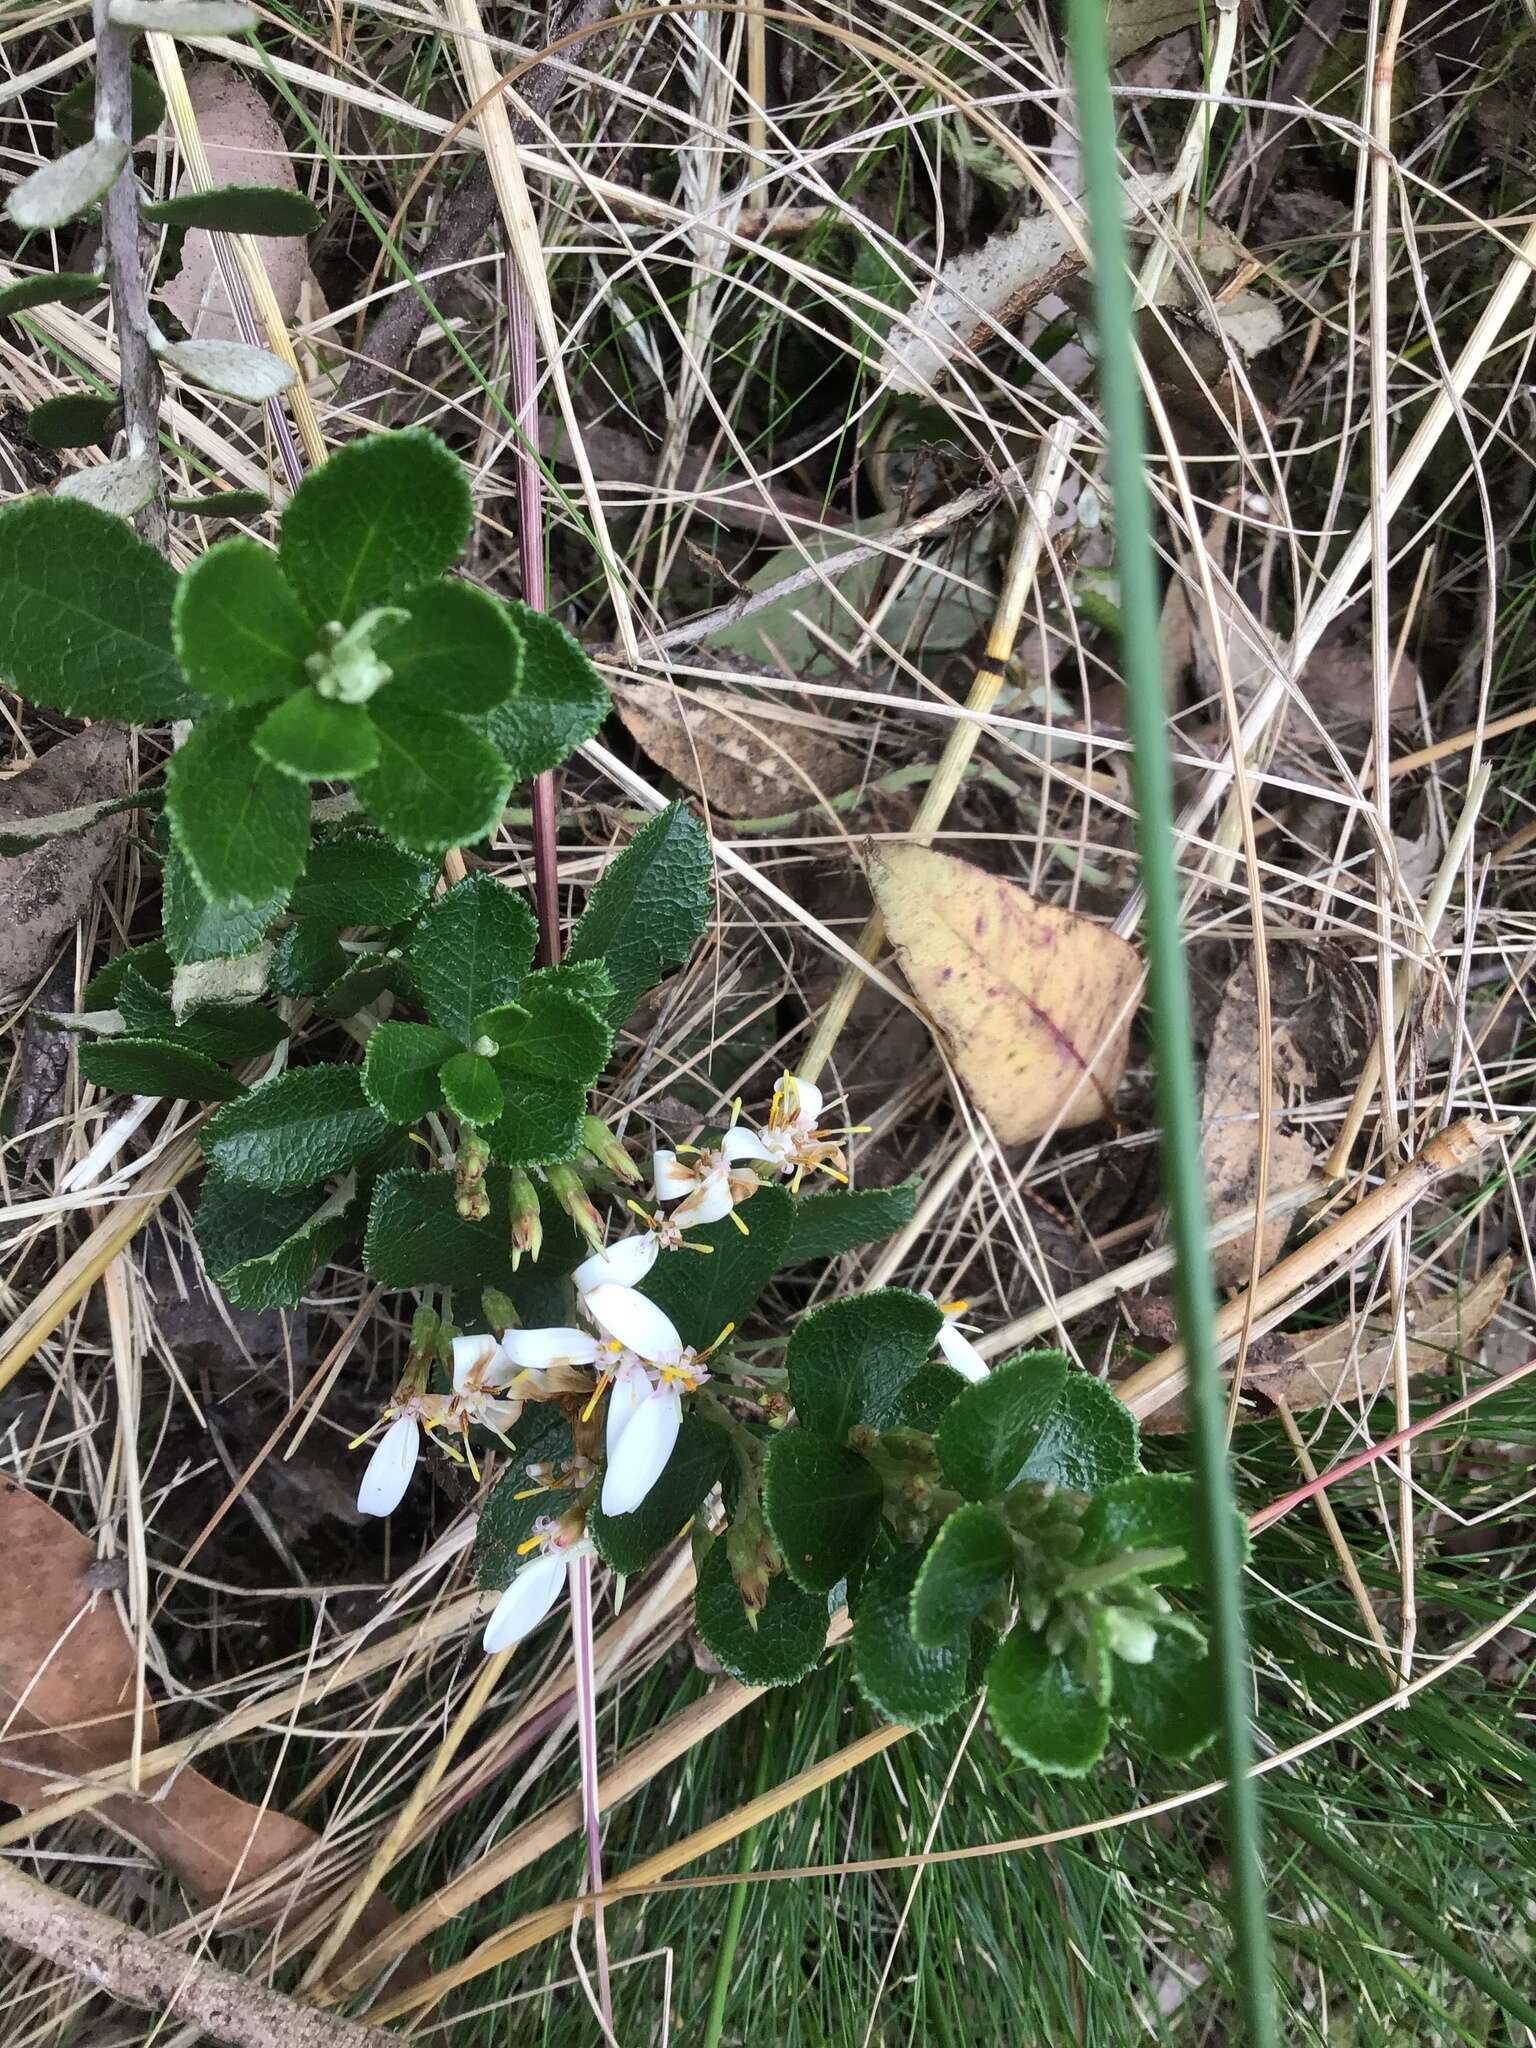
[798,421,1076,1084]
[1273,1397,1394,1672]
[1115,1117,1510,1420]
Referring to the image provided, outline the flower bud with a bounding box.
[545,1160,606,1251]
[507,1167,543,1267]
[581,1114,644,1184]
[481,1287,518,1336]
[454,1130,491,1221]
[725,1509,780,1622]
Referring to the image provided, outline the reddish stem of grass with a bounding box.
[506,265,561,967]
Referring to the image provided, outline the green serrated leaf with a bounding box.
[473,1407,574,1586]
[84,940,172,1012]
[254,690,379,781]
[762,1429,883,1595]
[781,1180,920,1267]
[1079,1473,1211,1589]
[165,705,311,909]
[175,1001,288,1063]
[0,499,200,722]
[289,826,435,928]
[441,1049,503,1127]
[787,1288,942,1444]
[172,536,312,706]
[161,838,285,964]
[278,429,472,626]
[202,1064,390,1189]
[364,1165,526,1289]
[194,1168,360,1310]
[936,1350,1070,1502]
[852,1544,975,1726]
[693,1538,827,1686]
[589,1414,729,1575]
[0,271,102,317]
[269,923,347,997]
[140,183,322,235]
[314,955,409,1020]
[482,1073,586,1167]
[0,789,150,858]
[353,696,509,855]
[1019,1373,1139,1495]
[477,602,610,780]
[360,1019,458,1123]
[1113,1624,1217,1760]
[377,579,520,715]
[566,801,712,1026]
[56,64,163,146]
[986,1626,1110,1776]
[491,968,612,1084]
[909,1503,1013,1648]
[639,1184,794,1351]
[410,871,537,1042]
[28,393,115,449]
[80,1034,243,1102]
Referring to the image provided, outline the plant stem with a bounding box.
[701,1696,778,2048]
[92,0,166,550]
[570,1554,614,2034]
[1059,0,1276,2039]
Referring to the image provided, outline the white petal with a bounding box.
[674,1172,734,1228]
[498,1326,600,1370]
[573,1234,660,1296]
[722,1127,773,1164]
[606,1357,652,1458]
[482,1553,567,1652]
[451,1332,501,1392]
[357,1414,419,1517]
[782,1073,823,1122]
[585,1284,682,1362]
[600,1385,682,1516]
[937,1323,990,1383]
[652,1151,694,1201]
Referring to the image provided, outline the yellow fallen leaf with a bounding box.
[868,842,1141,1140]
[614,680,859,819]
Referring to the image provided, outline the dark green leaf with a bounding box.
[167,488,271,520]
[0,789,149,857]
[986,1626,1110,1775]
[640,1184,794,1351]
[80,1034,243,1101]
[202,1064,390,1189]
[269,922,347,997]
[254,691,378,780]
[289,826,435,928]
[377,579,520,715]
[478,601,609,780]
[354,697,508,854]
[473,1406,574,1586]
[781,1180,920,1267]
[937,1350,1070,1501]
[161,838,285,963]
[787,1288,941,1443]
[1114,1625,1218,1760]
[140,183,322,234]
[441,1049,503,1126]
[1079,1473,1209,1589]
[566,801,712,1025]
[29,392,115,449]
[410,871,537,1042]
[1019,1373,1139,1495]
[365,1166,527,1289]
[84,939,172,1011]
[0,271,102,317]
[909,1503,1013,1648]
[893,1361,968,1432]
[165,705,311,908]
[313,954,410,1019]
[482,1073,586,1167]
[279,428,472,625]
[852,1544,974,1726]
[694,1538,827,1686]
[194,1168,360,1310]
[56,65,163,146]
[762,1429,882,1595]
[172,536,312,705]
[0,499,199,720]
[360,1019,458,1123]
[589,1413,729,1574]
[491,968,612,1084]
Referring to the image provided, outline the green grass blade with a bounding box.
[1058,1,1277,2039]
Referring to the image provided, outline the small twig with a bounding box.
[92,0,166,549]
[0,1858,384,2048]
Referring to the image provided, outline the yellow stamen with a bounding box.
[512,1484,548,1500]
[515,1531,545,1557]
[347,1422,384,1451]
[581,1369,614,1422]
[730,1096,743,1123]
[463,1436,481,1483]
[818,1164,850,1184]
[675,1143,699,1157]
[683,1239,714,1256]
[727,1208,750,1236]
[938,1298,969,1315]
[701,1321,736,1360]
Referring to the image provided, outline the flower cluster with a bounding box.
[357,1070,874,1651]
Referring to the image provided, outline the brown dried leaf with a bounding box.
[1107,0,1205,60]
[614,680,860,818]
[157,65,304,343]
[1203,959,1315,1288]
[0,1476,408,1963]
[869,842,1141,1140]
[1141,1256,1511,1432]
[0,728,130,999]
